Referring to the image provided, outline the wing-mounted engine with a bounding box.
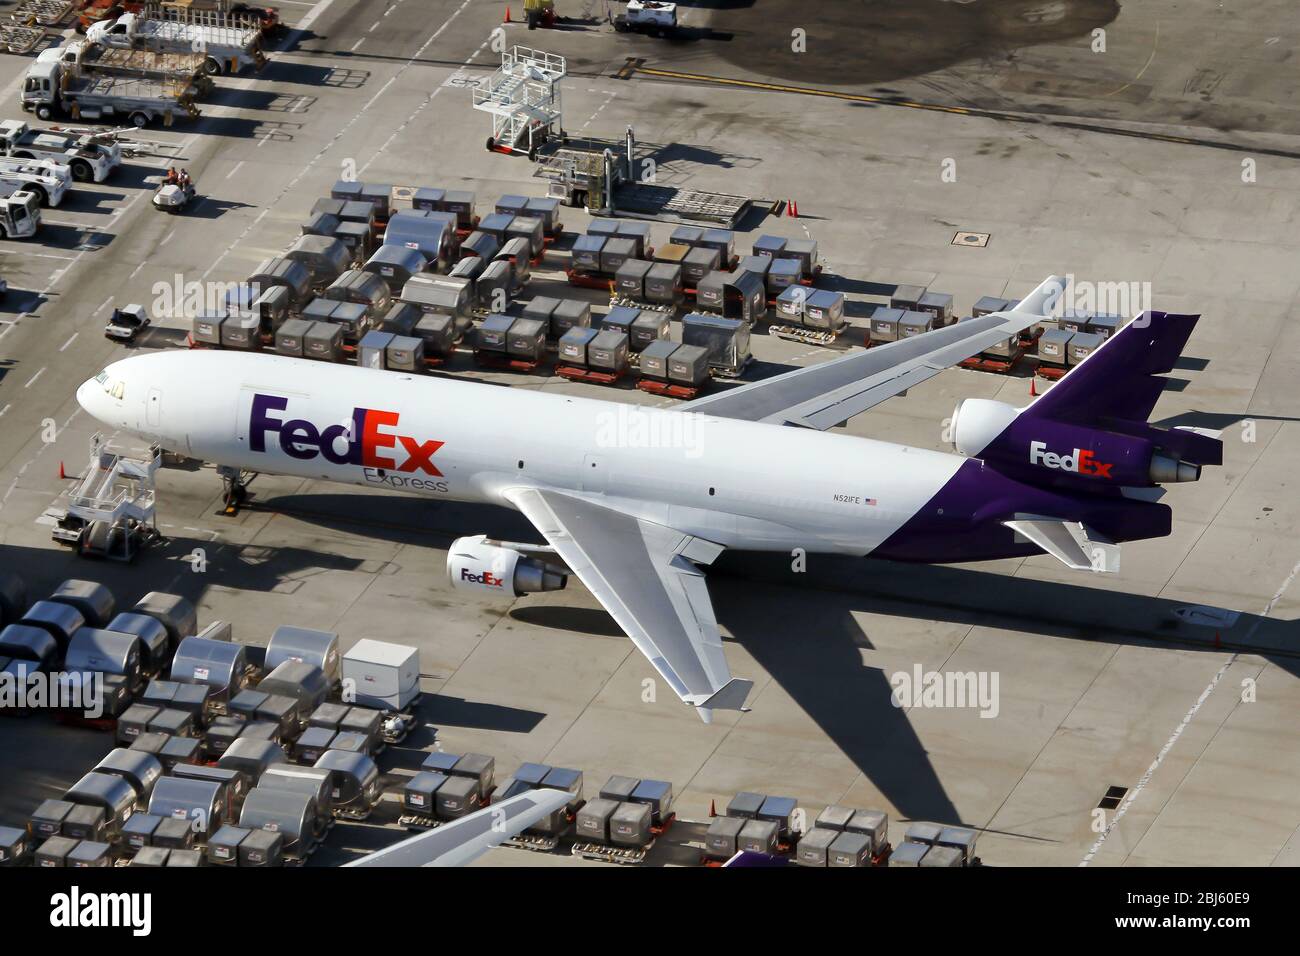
[447,535,568,597]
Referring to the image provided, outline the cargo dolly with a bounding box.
[634,378,701,401]
[564,267,616,291]
[13,0,73,27]
[767,323,845,347]
[473,350,544,373]
[570,839,651,865]
[555,364,625,387]
[0,23,46,54]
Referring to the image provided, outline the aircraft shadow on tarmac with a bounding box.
[54,190,129,216]
[0,290,46,315]
[256,60,369,89]
[194,116,305,141]
[36,224,114,253]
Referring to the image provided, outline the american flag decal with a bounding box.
[865,498,877,506]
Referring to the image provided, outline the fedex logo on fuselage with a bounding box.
[1029,440,1113,478]
[249,393,444,476]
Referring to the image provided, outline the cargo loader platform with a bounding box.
[635,379,702,400]
[555,364,626,386]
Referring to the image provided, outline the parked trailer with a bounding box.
[0,156,71,207]
[37,39,213,91]
[88,13,265,76]
[0,119,122,183]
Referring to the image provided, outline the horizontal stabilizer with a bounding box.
[1005,517,1121,573]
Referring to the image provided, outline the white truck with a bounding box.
[0,156,71,207]
[0,183,42,240]
[22,57,201,127]
[0,119,122,183]
[613,1,679,36]
[87,12,265,75]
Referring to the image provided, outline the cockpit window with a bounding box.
[93,370,125,400]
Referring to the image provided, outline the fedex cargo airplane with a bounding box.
[76,276,1222,721]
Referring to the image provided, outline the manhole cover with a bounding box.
[953,231,990,247]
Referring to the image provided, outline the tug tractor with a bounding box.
[613,1,678,37]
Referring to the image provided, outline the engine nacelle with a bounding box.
[447,535,568,597]
[950,399,1021,457]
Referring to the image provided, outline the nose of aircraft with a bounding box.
[76,361,130,429]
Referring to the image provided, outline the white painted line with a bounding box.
[24,367,45,388]
[350,37,365,52]
[95,296,114,316]
[0,404,10,418]
[368,20,380,32]
[58,332,78,352]
[226,160,245,180]
[129,261,145,279]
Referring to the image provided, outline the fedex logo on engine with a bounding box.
[1029,440,1113,478]
[461,568,504,587]
[249,393,444,476]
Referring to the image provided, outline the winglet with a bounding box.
[687,677,754,723]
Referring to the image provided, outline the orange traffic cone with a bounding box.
[1028,377,1037,397]
[709,799,717,817]
[58,461,66,480]
[787,200,799,217]
[504,6,511,23]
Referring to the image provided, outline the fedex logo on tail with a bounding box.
[1029,440,1113,478]
[249,393,444,476]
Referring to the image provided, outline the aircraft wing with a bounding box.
[343,789,573,867]
[505,486,753,723]
[679,275,1067,430]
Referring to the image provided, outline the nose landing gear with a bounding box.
[218,465,254,516]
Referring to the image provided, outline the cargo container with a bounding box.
[803,289,846,331]
[128,732,169,756]
[303,211,340,240]
[66,627,143,689]
[324,269,392,320]
[0,623,57,667]
[698,228,734,264]
[154,822,197,853]
[890,841,929,866]
[654,242,690,267]
[847,809,889,853]
[239,827,284,867]
[1088,313,1124,339]
[920,844,963,867]
[314,750,381,813]
[459,230,499,261]
[738,818,779,854]
[476,259,515,309]
[357,329,395,370]
[1037,328,1074,365]
[726,791,765,819]
[588,329,629,373]
[218,737,286,782]
[828,831,872,867]
[170,634,248,704]
[334,220,374,261]
[599,776,639,802]
[292,727,334,764]
[121,812,161,851]
[0,825,29,864]
[681,246,720,286]
[522,295,559,328]
[65,771,137,834]
[795,826,837,866]
[432,773,480,820]
[476,314,513,353]
[575,797,618,843]
[380,301,421,338]
[478,211,513,241]
[220,311,261,350]
[258,660,330,722]
[284,234,353,290]
[274,318,311,357]
[203,718,242,757]
[600,237,636,275]
[609,801,652,848]
[413,314,457,358]
[738,254,771,280]
[254,695,298,739]
[644,262,683,305]
[386,335,425,372]
[240,788,317,859]
[116,704,158,743]
[524,196,561,233]
[917,291,954,326]
[403,771,445,815]
[890,284,926,312]
[94,748,162,801]
[615,258,653,300]
[495,236,533,284]
[62,805,108,843]
[667,344,709,387]
[421,752,460,774]
[303,320,344,362]
[107,612,170,672]
[869,306,904,344]
[558,326,599,366]
[36,835,78,868]
[765,257,801,294]
[401,274,472,322]
[384,211,452,267]
[587,218,619,239]
[1058,308,1091,333]
[775,285,807,322]
[206,825,248,866]
[778,237,818,277]
[705,815,747,860]
[638,339,677,381]
[757,795,798,839]
[21,600,84,651]
[337,199,376,231]
[682,313,751,373]
[50,579,115,627]
[1068,331,1104,364]
[247,257,312,309]
[936,825,978,865]
[972,295,1011,317]
[450,753,496,797]
[131,592,193,651]
[229,688,267,722]
[696,271,765,324]
[341,639,420,710]
[30,799,74,839]
[905,821,944,845]
[506,215,545,257]
[363,244,425,295]
[630,779,673,825]
[570,233,605,272]
[259,765,334,829]
[494,194,528,217]
[158,737,201,770]
[629,311,670,352]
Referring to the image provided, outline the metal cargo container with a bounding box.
[170,635,247,703]
[65,771,137,833]
[544,299,589,341]
[191,313,225,346]
[49,579,115,628]
[669,224,704,246]
[972,295,1011,317]
[341,639,420,711]
[292,727,334,764]
[309,702,349,732]
[257,660,330,722]
[638,339,677,381]
[804,289,846,331]
[495,194,528,217]
[614,220,650,258]
[384,212,451,267]
[94,748,162,801]
[285,234,353,290]
[705,815,747,860]
[796,826,837,866]
[698,228,734,264]
[765,257,801,294]
[1037,328,1074,365]
[158,737,201,770]
[630,779,672,825]
[459,230,499,261]
[495,236,533,283]
[905,821,943,845]
[220,312,261,350]
[255,695,298,739]
[380,301,421,338]
[726,791,765,819]
[918,291,954,326]
[303,211,340,239]
[0,624,57,667]
[325,269,392,318]
[30,799,74,838]
[357,182,391,217]
[1068,331,1104,364]
[386,335,425,372]
[919,845,963,867]
[898,310,933,338]
[141,679,178,708]
[326,301,370,345]
[558,326,598,366]
[600,237,636,274]
[615,258,652,300]
[609,801,652,848]
[601,304,638,336]
[936,825,978,865]
[524,196,560,232]
[570,234,605,272]
[203,718,242,758]
[229,689,267,723]
[738,818,779,854]
[334,220,374,261]
[478,211,513,240]
[330,180,363,202]
[35,835,78,867]
[339,707,381,745]
[597,776,639,802]
[358,329,394,370]
[413,313,456,358]
[682,313,750,372]
[439,189,476,228]
[206,824,248,865]
[147,708,193,738]
[432,774,480,820]
[239,827,284,866]
[779,237,818,277]
[1058,308,1091,333]
[106,613,169,672]
[450,753,496,797]
[587,218,619,239]
[411,186,444,212]
[21,600,84,651]
[128,732,169,756]
[116,704,158,743]
[304,320,345,361]
[314,750,381,811]
[738,254,770,280]
[363,244,425,295]
[476,258,514,309]
[274,317,311,356]
[629,312,670,352]
[682,246,720,285]
[644,262,683,304]
[476,314,513,353]
[828,831,872,867]
[890,284,927,312]
[421,752,460,774]
[775,285,807,322]
[757,795,798,838]
[66,627,143,688]
[175,764,247,818]
[667,344,709,387]
[165,848,202,866]
[239,788,316,859]
[1088,313,1124,339]
[218,738,287,787]
[695,270,726,312]
[312,197,347,219]
[846,809,888,853]
[403,771,446,815]
[259,765,334,828]
[522,295,558,327]
[588,329,629,372]
[575,797,618,843]
[402,274,472,320]
[506,215,545,257]
[752,234,786,258]
[816,805,856,832]
[337,199,376,230]
[653,242,690,266]
[121,813,161,851]
[870,306,904,343]
[247,257,311,309]
[62,805,107,843]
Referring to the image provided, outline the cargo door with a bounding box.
[145,387,162,428]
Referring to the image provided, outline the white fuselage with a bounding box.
[78,351,965,556]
